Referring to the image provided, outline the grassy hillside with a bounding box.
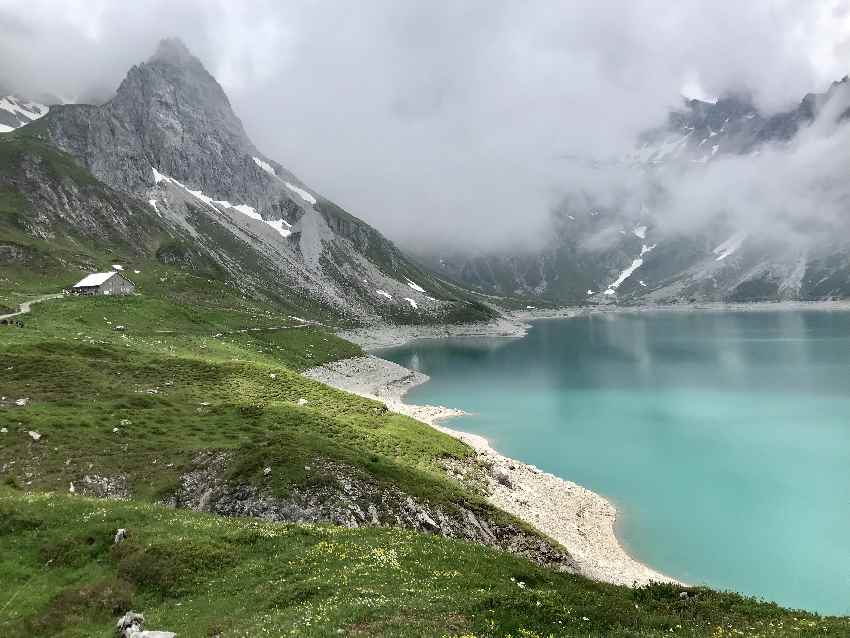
[0,132,352,325]
[1,285,849,636]
[0,291,487,509]
[3,488,847,637]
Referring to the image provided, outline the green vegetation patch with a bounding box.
[2,489,847,638]
[0,294,476,509]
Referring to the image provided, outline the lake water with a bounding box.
[378,311,850,615]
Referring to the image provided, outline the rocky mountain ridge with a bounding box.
[429,77,850,304]
[2,38,491,324]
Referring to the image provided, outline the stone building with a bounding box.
[71,271,136,296]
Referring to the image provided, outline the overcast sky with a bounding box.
[1,0,849,251]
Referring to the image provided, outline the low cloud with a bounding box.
[0,1,848,253]
[649,83,850,253]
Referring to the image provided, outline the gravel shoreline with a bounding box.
[304,353,677,587]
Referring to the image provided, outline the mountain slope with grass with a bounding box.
[4,488,848,638]
[5,38,492,325]
[2,271,849,635]
[0,287,573,572]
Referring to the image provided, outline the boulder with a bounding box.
[116,611,176,638]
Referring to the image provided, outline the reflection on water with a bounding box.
[379,311,850,614]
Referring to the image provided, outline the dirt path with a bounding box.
[0,293,63,322]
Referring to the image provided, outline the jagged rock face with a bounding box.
[0,139,159,252]
[636,76,850,164]
[166,452,577,572]
[43,39,285,204]
[24,38,487,323]
[430,77,850,305]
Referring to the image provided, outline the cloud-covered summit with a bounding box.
[1,1,848,251]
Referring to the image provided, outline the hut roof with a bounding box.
[73,272,119,288]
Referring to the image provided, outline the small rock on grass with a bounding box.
[28,430,41,441]
[116,611,175,638]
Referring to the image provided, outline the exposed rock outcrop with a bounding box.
[166,451,577,572]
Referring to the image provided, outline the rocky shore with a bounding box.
[337,307,579,350]
[305,354,677,587]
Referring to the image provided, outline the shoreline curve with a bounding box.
[304,342,680,587]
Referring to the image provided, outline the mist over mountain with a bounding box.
[2,2,850,305]
[427,77,850,303]
[2,1,849,254]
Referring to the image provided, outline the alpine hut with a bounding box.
[71,271,136,296]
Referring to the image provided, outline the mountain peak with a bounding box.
[149,37,197,66]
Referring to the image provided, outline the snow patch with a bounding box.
[633,225,647,239]
[376,290,392,300]
[640,243,656,257]
[231,204,262,221]
[265,219,292,238]
[405,278,425,293]
[253,156,276,176]
[404,297,418,309]
[604,244,656,295]
[713,233,746,261]
[148,199,159,214]
[604,259,644,295]
[0,96,49,131]
[112,264,124,271]
[186,187,221,210]
[152,167,292,239]
[285,182,317,205]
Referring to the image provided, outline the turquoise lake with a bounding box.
[378,311,850,615]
